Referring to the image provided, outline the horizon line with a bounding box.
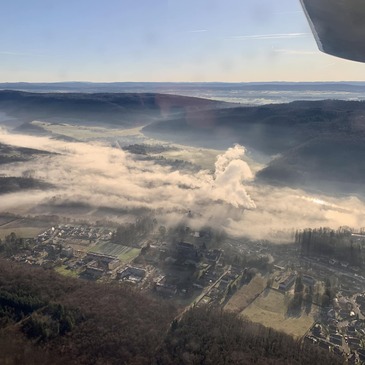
[1,80,365,84]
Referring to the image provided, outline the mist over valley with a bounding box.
[1,88,365,240]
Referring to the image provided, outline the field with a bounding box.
[31,121,143,140]
[55,265,79,278]
[89,241,141,263]
[241,288,319,338]
[0,218,50,240]
[224,275,266,313]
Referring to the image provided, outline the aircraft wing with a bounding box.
[300,0,365,62]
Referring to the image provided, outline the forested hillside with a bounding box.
[144,99,365,195]
[0,259,342,365]
[0,91,222,128]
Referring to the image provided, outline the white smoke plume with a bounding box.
[213,145,255,209]
[0,132,255,213]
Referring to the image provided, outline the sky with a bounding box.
[1,0,365,82]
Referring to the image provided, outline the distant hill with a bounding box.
[2,81,365,93]
[0,90,224,128]
[144,99,365,195]
[256,135,365,195]
[0,142,52,164]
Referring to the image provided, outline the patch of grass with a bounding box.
[241,288,318,338]
[118,247,141,263]
[224,275,266,313]
[0,227,44,240]
[55,265,79,278]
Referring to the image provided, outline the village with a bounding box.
[2,219,365,363]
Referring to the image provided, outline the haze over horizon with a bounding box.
[2,0,365,83]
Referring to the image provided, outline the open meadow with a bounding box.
[241,288,319,338]
[89,241,141,263]
[0,218,50,240]
[224,275,266,313]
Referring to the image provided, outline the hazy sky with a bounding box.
[1,0,365,82]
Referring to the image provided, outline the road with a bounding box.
[174,265,231,321]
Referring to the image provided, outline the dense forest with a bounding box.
[156,306,342,365]
[296,227,365,267]
[0,258,342,365]
[0,258,175,365]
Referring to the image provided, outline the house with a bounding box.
[304,336,318,345]
[220,273,238,285]
[204,249,222,265]
[87,252,118,266]
[108,259,121,270]
[117,266,146,282]
[312,324,322,337]
[358,349,365,362]
[279,273,296,291]
[302,275,316,286]
[329,334,343,346]
[176,241,197,257]
[156,282,177,296]
[333,346,344,358]
[60,246,74,258]
[155,276,177,296]
[85,260,104,278]
[347,336,360,349]
[318,340,331,351]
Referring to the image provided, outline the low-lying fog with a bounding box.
[1,128,364,241]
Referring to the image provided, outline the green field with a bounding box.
[241,288,318,338]
[55,265,79,278]
[89,242,141,263]
[0,218,50,240]
[0,227,45,240]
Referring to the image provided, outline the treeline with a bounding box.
[0,258,344,365]
[296,227,364,266]
[113,216,157,246]
[123,144,200,172]
[123,143,176,155]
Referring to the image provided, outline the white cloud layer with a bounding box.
[1,130,365,241]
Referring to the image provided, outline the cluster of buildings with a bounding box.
[83,252,121,279]
[6,223,245,307]
[305,293,365,362]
